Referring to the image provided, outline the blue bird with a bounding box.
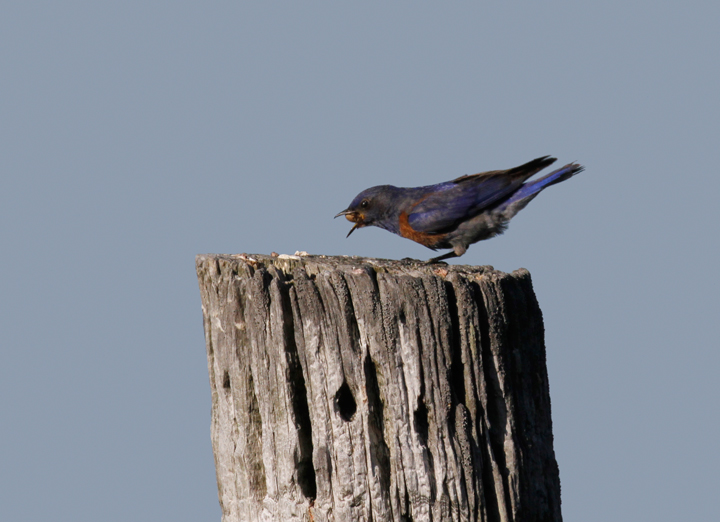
[335,156,585,263]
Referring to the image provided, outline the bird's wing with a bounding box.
[407,156,556,233]
[406,174,524,233]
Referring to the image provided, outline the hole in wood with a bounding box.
[414,399,429,446]
[222,371,230,389]
[334,381,357,422]
[364,354,391,492]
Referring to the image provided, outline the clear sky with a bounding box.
[2,2,719,521]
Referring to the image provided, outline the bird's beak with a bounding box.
[335,209,365,237]
[345,222,364,237]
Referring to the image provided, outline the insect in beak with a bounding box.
[334,209,365,237]
[346,222,364,237]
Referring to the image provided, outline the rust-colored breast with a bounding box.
[398,211,445,248]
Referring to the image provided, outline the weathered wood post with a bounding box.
[196,253,562,522]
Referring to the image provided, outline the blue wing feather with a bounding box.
[407,175,524,233]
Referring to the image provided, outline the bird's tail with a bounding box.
[534,162,585,189]
[499,162,585,214]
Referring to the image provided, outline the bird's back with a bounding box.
[405,156,558,234]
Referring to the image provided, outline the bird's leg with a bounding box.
[426,250,459,264]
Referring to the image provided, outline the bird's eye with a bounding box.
[360,199,369,209]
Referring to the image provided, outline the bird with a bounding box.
[335,156,585,263]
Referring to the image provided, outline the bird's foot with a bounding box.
[427,251,459,264]
[425,259,448,265]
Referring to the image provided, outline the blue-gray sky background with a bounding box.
[2,2,718,521]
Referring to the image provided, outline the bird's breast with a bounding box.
[398,211,447,249]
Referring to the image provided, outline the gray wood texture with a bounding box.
[196,253,561,522]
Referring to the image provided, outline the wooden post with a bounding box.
[196,254,562,522]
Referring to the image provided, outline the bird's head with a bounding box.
[335,185,400,237]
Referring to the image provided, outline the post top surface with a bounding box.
[196,253,526,281]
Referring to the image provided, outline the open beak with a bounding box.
[334,209,365,237]
[345,222,364,237]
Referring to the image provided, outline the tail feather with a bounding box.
[534,162,585,189]
[511,163,584,200]
[498,162,585,214]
